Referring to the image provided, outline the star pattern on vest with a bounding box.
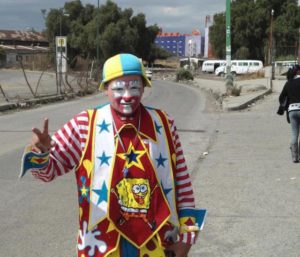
[97,151,111,166]
[79,176,90,203]
[117,142,146,170]
[155,121,162,134]
[97,119,111,133]
[156,153,168,168]
[93,181,108,205]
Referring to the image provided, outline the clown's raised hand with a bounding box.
[31,118,55,153]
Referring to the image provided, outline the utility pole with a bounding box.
[225,0,233,93]
[96,0,100,62]
[269,9,274,80]
[298,27,300,64]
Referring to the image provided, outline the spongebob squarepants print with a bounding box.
[115,178,151,222]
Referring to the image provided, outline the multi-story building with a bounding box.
[155,32,185,57]
[155,29,203,57]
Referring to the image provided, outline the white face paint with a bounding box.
[110,79,142,98]
[107,76,144,116]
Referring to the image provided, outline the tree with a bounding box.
[98,3,139,59]
[273,1,300,58]
[147,44,172,66]
[235,46,250,59]
[209,12,226,58]
[209,0,300,63]
[97,1,160,62]
[43,0,160,65]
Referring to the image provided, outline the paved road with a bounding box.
[0,80,218,257]
[2,76,298,257]
[189,82,300,257]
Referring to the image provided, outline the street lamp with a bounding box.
[269,9,275,80]
[59,9,69,37]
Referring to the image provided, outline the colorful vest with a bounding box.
[75,104,180,257]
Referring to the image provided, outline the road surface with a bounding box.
[2,78,298,257]
[0,79,218,257]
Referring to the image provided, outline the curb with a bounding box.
[184,79,272,112]
[0,94,76,112]
[0,102,18,111]
[222,88,272,111]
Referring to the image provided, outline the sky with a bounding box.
[0,0,226,35]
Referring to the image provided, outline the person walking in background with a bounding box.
[279,64,300,163]
[20,53,206,257]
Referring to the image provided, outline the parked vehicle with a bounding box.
[201,60,226,73]
[180,58,204,69]
[274,60,298,68]
[215,60,263,76]
[274,60,298,75]
[145,69,152,80]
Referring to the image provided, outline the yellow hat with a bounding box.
[99,53,151,90]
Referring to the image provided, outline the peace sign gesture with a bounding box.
[31,118,55,153]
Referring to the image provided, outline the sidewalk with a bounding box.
[189,85,300,257]
[193,76,285,111]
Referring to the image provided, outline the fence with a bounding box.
[0,51,100,105]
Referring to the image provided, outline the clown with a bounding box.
[21,53,206,257]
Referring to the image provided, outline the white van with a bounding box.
[202,60,226,73]
[215,60,263,76]
[274,60,298,75]
[274,60,297,68]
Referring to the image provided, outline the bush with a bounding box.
[227,84,241,96]
[176,68,194,81]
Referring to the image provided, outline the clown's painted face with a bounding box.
[107,75,144,116]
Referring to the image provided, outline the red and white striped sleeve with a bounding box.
[168,118,195,208]
[32,111,89,182]
[168,117,198,245]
